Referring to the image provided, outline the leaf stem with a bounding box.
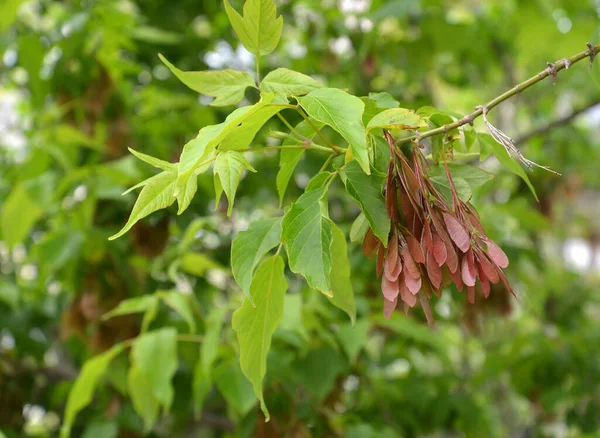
[243,144,331,153]
[396,43,600,146]
[296,107,345,155]
[176,334,205,343]
[319,153,336,172]
[256,58,261,86]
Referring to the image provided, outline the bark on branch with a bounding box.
[397,43,600,146]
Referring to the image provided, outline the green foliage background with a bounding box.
[1,0,600,437]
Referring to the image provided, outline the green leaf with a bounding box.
[368,92,400,108]
[340,160,390,245]
[214,151,257,215]
[214,173,223,210]
[214,359,256,415]
[81,420,118,438]
[279,294,309,340]
[329,223,357,325]
[223,0,283,57]
[366,108,427,131]
[294,347,347,400]
[231,217,282,303]
[192,306,225,418]
[159,291,197,333]
[276,120,323,205]
[177,94,276,187]
[305,171,334,191]
[260,68,323,97]
[1,183,45,248]
[478,133,538,200]
[61,344,125,438]
[180,252,226,277]
[175,173,198,214]
[101,296,158,321]
[128,148,175,171]
[336,319,369,363]
[127,365,160,431]
[192,366,211,419]
[159,54,255,106]
[282,188,333,296]
[218,94,284,151]
[349,212,369,243]
[132,26,183,45]
[130,328,178,410]
[430,176,472,203]
[0,0,27,31]
[298,88,370,174]
[0,281,19,309]
[232,255,287,420]
[109,171,177,240]
[202,307,227,376]
[428,163,494,192]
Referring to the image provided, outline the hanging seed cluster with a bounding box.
[362,132,514,326]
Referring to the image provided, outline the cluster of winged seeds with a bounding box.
[362,132,514,326]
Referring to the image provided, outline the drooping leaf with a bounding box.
[101,296,158,321]
[231,217,282,303]
[430,175,472,203]
[260,68,323,97]
[232,255,287,421]
[1,183,45,248]
[340,160,390,245]
[335,319,369,363]
[159,291,197,333]
[128,148,175,171]
[202,307,227,376]
[175,173,198,214]
[130,328,178,410]
[159,54,255,106]
[214,359,256,415]
[180,252,226,277]
[0,281,19,309]
[282,188,333,296]
[279,294,309,340]
[177,94,276,187]
[193,306,227,418]
[192,366,211,419]
[329,223,357,325]
[427,163,494,192]
[80,421,118,438]
[127,365,160,431]
[276,120,323,205]
[299,88,370,174]
[368,92,400,109]
[294,347,348,400]
[223,0,283,57]
[214,150,257,215]
[218,94,284,151]
[349,212,369,243]
[109,171,177,240]
[61,344,125,438]
[305,171,333,191]
[366,108,427,131]
[478,133,538,200]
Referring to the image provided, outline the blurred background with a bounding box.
[1,0,600,437]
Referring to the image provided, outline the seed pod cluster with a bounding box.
[362,132,513,326]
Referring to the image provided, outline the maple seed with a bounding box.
[373,130,513,325]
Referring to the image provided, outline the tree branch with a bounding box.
[515,99,600,145]
[397,43,600,146]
